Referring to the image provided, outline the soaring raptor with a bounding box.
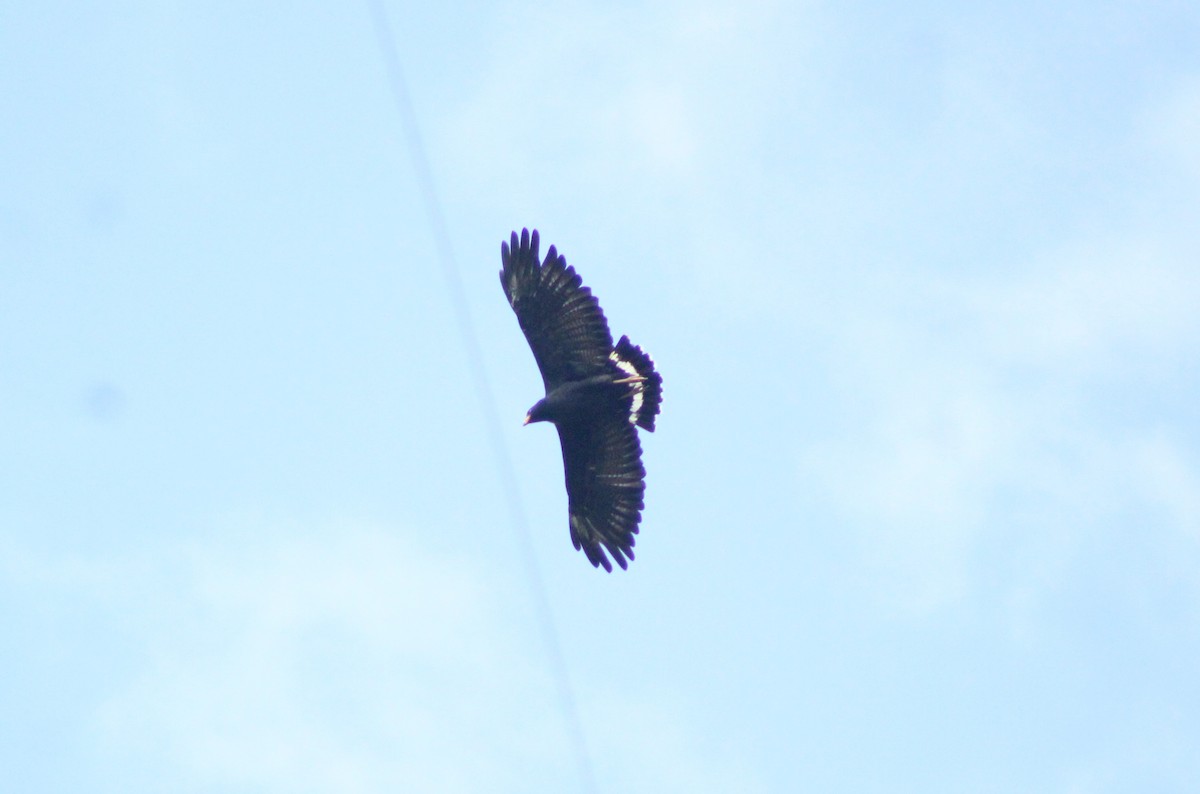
[500,228,663,571]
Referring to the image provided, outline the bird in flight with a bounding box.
[500,228,663,571]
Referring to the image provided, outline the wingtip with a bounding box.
[596,539,635,573]
[506,228,541,260]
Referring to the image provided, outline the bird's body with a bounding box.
[500,228,662,571]
[526,374,633,425]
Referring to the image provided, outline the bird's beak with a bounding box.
[523,413,532,426]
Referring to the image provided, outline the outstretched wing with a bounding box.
[500,228,613,391]
[557,410,646,572]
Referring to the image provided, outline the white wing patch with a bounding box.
[611,351,644,423]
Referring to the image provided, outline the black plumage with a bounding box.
[500,228,663,571]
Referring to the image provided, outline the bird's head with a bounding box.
[524,398,550,426]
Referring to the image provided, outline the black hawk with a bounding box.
[500,228,663,571]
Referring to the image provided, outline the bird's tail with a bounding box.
[612,335,663,432]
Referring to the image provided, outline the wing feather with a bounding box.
[500,229,613,391]
[556,410,646,572]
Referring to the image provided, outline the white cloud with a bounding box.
[1143,73,1200,180]
[800,225,1200,615]
[3,515,760,792]
[971,235,1200,373]
[437,0,806,211]
[586,694,767,794]
[87,518,565,792]
[799,351,1008,613]
[1133,433,1200,542]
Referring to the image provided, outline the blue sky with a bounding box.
[3,1,1200,791]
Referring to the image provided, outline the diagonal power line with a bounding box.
[365,3,598,792]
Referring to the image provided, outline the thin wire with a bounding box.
[366,3,598,792]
